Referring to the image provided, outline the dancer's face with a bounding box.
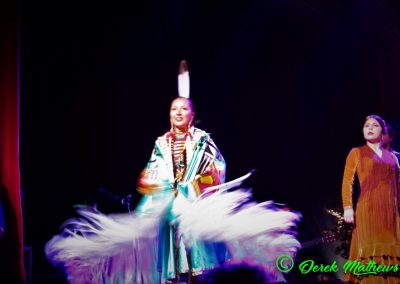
[363,118,383,143]
[170,98,195,133]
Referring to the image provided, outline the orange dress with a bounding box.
[342,145,400,283]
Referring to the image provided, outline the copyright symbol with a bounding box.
[275,253,294,273]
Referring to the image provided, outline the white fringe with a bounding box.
[46,207,164,262]
[175,188,301,263]
[45,183,301,283]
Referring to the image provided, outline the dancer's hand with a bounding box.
[137,170,171,195]
[343,207,354,223]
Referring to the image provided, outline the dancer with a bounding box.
[136,100,228,281]
[46,61,301,283]
[341,114,400,284]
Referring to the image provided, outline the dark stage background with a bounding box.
[21,0,400,283]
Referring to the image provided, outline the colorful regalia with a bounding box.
[46,59,301,283]
[45,128,300,283]
[136,127,228,282]
[45,129,301,284]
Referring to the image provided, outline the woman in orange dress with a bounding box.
[342,114,400,284]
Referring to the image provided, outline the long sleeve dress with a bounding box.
[342,145,400,284]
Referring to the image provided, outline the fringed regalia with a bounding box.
[46,127,301,283]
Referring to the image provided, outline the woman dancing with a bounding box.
[46,61,301,283]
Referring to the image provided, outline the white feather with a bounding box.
[176,188,300,248]
[45,177,301,283]
[45,204,169,283]
[178,71,190,98]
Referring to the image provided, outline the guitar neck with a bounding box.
[301,238,324,249]
[301,232,337,249]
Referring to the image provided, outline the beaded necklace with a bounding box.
[172,133,187,190]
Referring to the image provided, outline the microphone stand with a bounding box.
[99,188,133,214]
[121,194,133,214]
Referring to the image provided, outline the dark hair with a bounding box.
[200,262,269,284]
[385,124,394,139]
[186,98,195,112]
[365,114,386,134]
[171,97,196,113]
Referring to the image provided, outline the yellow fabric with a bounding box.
[341,145,400,283]
[192,174,216,196]
[192,179,201,196]
[199,174,214,185]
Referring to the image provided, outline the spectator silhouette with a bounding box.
[199,262,270,284]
